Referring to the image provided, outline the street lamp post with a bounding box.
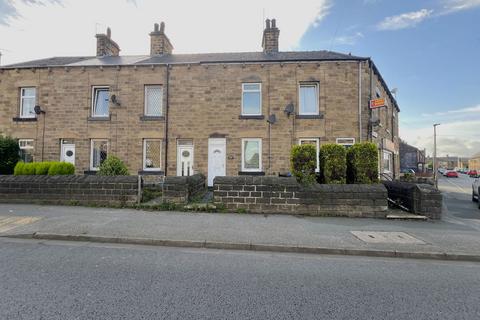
[433,123,440,189]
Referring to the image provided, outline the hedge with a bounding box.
[290,144,317,185]
[319,144,347,184]
[0,135,20,175]
[346,142,379,184]
[13,161,74,175]
[98,156,129,176]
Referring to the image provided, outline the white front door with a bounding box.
[208,138,226,186]
[61,143,75,165]
[177,145,194,176]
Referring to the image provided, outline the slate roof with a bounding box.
[2,51,367,69]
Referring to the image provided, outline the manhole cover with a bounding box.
[350,231,425,244]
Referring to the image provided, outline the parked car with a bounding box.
[401,168,416,174]
[445,171,459,178]
[472,178,480,209]
[468,170,479,178]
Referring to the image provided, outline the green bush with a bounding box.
[13,162,25,175]
[0,135,20,174]
[290,144,317,185]
[22,163,36,175]
[98,155,129,176]
[319,144,347,184]
[48,162,75,175]
[346,142,379,184]
[35,162,53,175]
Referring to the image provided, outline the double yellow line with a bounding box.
[0,216,41,233]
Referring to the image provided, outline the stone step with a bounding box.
[386,213,428,221]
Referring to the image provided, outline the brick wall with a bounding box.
[383,181,443,219]
[0,175,138,206]
[214,176,388,217]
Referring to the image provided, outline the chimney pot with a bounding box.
[271,19,276,28]
[107,27,111,38]
[266,19,271,29]
[154,23,159,32]
[160,21,165,33]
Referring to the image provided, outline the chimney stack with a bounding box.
[150,22,173,55]
[95,27,120,57]
[262,18,279,54]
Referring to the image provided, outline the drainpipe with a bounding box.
[368,58,373,142]
[358,61,362,143]
[164,64,170,176]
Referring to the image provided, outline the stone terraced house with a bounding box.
[0,19,400,185]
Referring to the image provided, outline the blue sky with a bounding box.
[1,0,479,157]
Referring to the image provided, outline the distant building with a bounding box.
[400,141,425,172]
[469,152,480,170]
[431,156,469,170]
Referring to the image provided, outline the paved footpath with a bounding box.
[1,197,480,261]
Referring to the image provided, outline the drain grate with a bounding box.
[351,231,425,244]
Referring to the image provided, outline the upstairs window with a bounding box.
[90,139,108,170]
[92,86,110,117]
[18,139,34,163]
[242,138,262,172]
[145,85,163,116]
[299,83,319,115]
[241,83,262,115]
[20,87,36,118]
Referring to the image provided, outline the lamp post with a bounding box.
[433,123,440,189]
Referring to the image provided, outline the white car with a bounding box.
[472,178,480,209]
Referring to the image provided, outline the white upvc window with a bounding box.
[241,138,262,172]
[336,137,355,148]
[299,138,320,172]
[143,139,162,171]
[90,139,108,170]
[20,87,36,118]
[241,83,262,115]
[144,85,163,116]
[299,83,319,115]
[383,150,393,173]
[18,139,34,163]
[91,86,110,117]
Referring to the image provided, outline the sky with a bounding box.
[0,0,479,157]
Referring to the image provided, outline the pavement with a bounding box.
[1,174,479,261]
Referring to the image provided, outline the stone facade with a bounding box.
[0,20,400,182]
[400,140,426,172]
[213,176,388,217]
[0,175,138,206]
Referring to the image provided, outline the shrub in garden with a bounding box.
[290,144,317,185]
[22,163,36,175]
[0,135,20,174]
[346,142,379,184]
[35,162,53,175]
[319,144,347,184]
[98,156,129,176]
[48,162,75,175]
[13,162,25,175]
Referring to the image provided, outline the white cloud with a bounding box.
[377,9,433,30]
[0,0,331,65]
[401,120,480,157]
[333,32,364,45]
[443,0,480,12]
[421,105,480,117]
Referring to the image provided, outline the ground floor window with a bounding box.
[299,138,320,172]
[242,138,262,172]
[383,150,393,173]
[90,139,108,170]
[143,139,162,171]
[18,139,34,163]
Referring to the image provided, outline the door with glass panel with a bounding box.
[208,138,226,186]
[177,141,194,176]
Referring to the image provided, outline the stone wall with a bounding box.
[382,181,442,219]
[0,175,138,206]
[213,176,388,217]
[143,173,206,203]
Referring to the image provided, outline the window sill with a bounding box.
[238,115,265,120]
[138,170,164,175]
[140,116,165,121]
[88,116,111,121]
[12,117,37,122]
[84,170,98,175]
[295,113,324,119]
[238,171,265,176]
